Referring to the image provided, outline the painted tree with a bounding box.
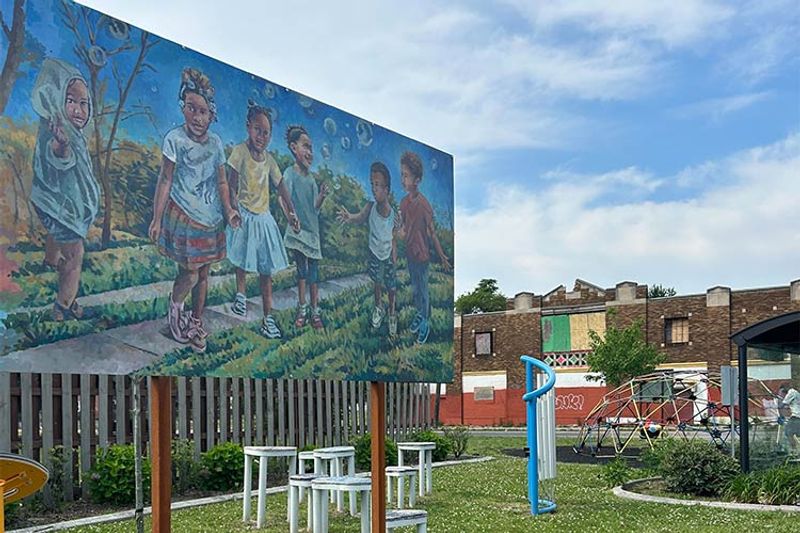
[59,1,159,248]
[0,0,25,113]
[586,317,666,387]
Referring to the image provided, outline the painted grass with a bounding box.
[139,270,454,382]
[63,437,798,533]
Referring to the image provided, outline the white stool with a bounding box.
[242,446,297,528]
[385,466,417,509]
[386,509,427,532]
[288,473,320,533]
[311,476,371,533]
[397,442,435,497]
[297,451,316,503]
[313,446,356,514]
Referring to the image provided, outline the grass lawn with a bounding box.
[61,436,798,533]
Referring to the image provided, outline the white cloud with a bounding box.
[77,0,664,168]
[671,92,771,121]
[503,0,734,48]
[455,133,800,296]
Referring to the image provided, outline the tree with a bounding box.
[586,318,666,387]
[648,284,677,298]
[60,1,159,248]
[0,0,25,113]
[455,278,507,314]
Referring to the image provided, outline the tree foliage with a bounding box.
[586,318,665,387]
[455,278,507,314]
[648,284,677,298]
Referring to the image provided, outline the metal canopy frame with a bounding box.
[731,311,800,471]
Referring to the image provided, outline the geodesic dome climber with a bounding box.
[573,370,779,458]
[521,355,557,516]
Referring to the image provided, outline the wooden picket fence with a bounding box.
[0,373,432,501]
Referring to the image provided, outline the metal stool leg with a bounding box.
[256,456,268,528]
[242,454,252,522]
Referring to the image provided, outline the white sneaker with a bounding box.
[371,305,386,329]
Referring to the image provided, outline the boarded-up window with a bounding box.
[475,332,492,356]
[665,317,689,344]
[474,386,495,401]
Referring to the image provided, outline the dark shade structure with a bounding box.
[731,311,800,471]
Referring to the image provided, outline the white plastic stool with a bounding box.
[313,446,356,514]
[288,473,320,533]
[385,466,417,509]
[397,442,435,497]
[297,451,316,503]
[311,476,371,533]
[386,509,427,532]
[242,446,297,528]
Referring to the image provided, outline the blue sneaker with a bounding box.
[409,313,423,333]
[416,318,430,344]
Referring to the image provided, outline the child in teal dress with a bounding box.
[281,125,329,330]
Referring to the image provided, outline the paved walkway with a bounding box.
[0,273,370,375]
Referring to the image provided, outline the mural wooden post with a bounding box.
[370,381,387,533]
[151,377,172,533]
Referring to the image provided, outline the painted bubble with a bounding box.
[340,136,351,151]
[263,83,276,99]
[267,107,279,125]
[333,178,341,191]
[356,120,373,147]
[297,94,313,108]
[431,158,438,171]
[104,17,129,40]
[88,45,107,67]
[323,117,337,137]
[321,143,332,161]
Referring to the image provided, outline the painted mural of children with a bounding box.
[226,102,300,339]
[30,58,100,321]
[148,67,240,353]
[281,125,329,330]
[337,162,398,337]
[397,151,451,344]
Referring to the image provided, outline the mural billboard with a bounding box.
[0,0,454,382]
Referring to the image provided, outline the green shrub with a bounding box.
[199,442,244,492]
[599,457,634,488]
[724,465,800,505]
[657,440,739,497]
[410,429,451,462]
[640,438,680,475]
[755,465,800,505]
[172,439,200,495]
[351,433,398,470]
[86,444,151,504]
[443,426,470,458]
[724,472,764,504]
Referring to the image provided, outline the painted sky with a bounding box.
[67,0,800,295]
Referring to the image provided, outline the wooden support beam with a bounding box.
[150,377,172,533]
[370,382,387,533]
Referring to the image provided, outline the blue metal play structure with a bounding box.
[521,355,557,515]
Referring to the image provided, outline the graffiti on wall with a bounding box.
[0,0,454,382]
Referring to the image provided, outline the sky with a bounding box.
[77,0,800,297]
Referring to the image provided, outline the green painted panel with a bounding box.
[541,315,571,352]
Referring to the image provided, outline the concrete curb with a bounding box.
[613,477,800,513]
[8,456,496,532]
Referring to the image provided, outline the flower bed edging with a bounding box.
[614,477,800,513]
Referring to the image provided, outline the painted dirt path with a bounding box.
[0,273,370,374]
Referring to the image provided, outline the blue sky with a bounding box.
[71,1,800,295]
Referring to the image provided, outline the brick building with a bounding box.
[437,278,800,426]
